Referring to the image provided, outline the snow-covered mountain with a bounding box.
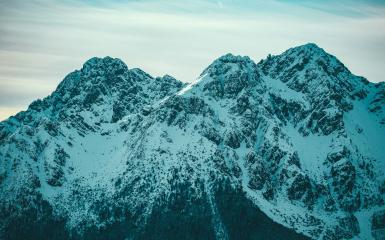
[1,43,384,240]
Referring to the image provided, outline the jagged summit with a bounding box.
[200,53,256,77]
[288,42,324,53]
[257,43,361,105]
[260,43,344,71]
[277,43,340,65]
[3,57,184,126]
[213,53,253,64]
[82,56,128,73]
[282,43,351,76]
[195,53,262,98]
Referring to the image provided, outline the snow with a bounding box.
[344,99,385,180]
[1,44,385,239]
[176,74,207,96]
[266,76,309,109]
[283,125,333,182]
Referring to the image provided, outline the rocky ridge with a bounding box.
[0,43,385,240]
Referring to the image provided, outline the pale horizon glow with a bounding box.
[1,0,385,121]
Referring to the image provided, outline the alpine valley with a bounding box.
[1,43,385,240]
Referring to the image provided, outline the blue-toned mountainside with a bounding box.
[1,43,385,240]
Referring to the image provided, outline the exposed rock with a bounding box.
[224,130,241,149]
[372,210,385,240]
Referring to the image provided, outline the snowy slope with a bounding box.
[0,44,385,240]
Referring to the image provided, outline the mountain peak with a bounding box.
[200,53,257,77]
[82,56,128,76]
[214,53,253,64]
[83,56,127,67]
[197,53,262,97]
[294,42,321,50]
[259,43,352,83]
[284,42,328,58]
[208,53,256,71]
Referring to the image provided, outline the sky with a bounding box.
[0,0,385,121]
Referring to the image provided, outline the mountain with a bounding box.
[1,43,385,240]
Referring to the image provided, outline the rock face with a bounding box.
[1,43,385,240]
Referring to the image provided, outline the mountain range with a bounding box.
[1,43,385,240]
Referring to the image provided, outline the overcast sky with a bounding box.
[1,0,385,120]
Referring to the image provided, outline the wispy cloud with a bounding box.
[1,0,385,120]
